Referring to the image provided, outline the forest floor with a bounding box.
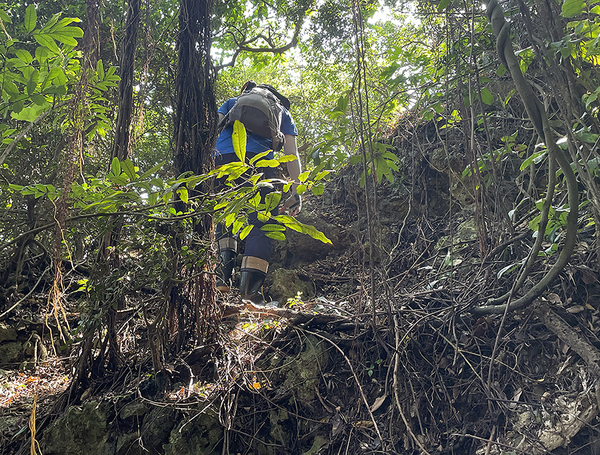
[3,168,600,454]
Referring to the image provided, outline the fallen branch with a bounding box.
[221,302,350,326]
[535,302,600,377]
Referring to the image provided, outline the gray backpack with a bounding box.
[219,86,286,151]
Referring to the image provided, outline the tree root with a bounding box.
[473,0,579,315]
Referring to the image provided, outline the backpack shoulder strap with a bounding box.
[257,84,290,110]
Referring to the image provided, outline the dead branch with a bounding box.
[215,21,301,72]
[221,302,350,326]
[536,302,600,377]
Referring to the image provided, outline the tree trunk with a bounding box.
[112,0,140,161]
[171,0,218,346]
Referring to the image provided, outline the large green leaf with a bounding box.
[24,5,37,33]
[111,157,121,176]
[437,0,452,12]
[480,88,494,105]
[232,120,246,162]
[15,49,33,64]
[11,104,46,122]
[562,0,584,18]
[51,32,79,46]
[0,9,12,24]
[33,34,60,53]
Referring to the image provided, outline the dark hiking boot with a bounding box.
[239,268,267,305]
[216,249,236,293]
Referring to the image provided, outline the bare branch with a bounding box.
[215,21,301,72]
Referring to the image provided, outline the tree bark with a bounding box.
[170,0,218,346]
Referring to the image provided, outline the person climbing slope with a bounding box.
[214,81,302,305]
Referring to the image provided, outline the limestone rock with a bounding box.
[0,341,22,367]
[41,401,110,455]
[164,411,222,455]
[280,334,329,404]
[267,269,314,303]
[119,400,148,420]
[0,322,17,342]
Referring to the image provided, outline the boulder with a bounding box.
[279,334,329,405]
[0,341,21,367]
[0,322,17,342]
[164,410,222,455]
[267,269,314,303]
[41,401,110,455]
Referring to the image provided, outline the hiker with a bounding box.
[214,81,302,305]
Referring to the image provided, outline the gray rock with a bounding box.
[267,269,314,304]
[0,341,22,367]
[139,406,177,454]
[41,401,111,455]
[280,334,329,404]
[164,410,222,455]
[0,322,17,342]
[119,400,148,420]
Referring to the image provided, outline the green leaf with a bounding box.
[0,9,12,24]
[15,49,33,64]
[2,79,19,97]
[96,60,104,80]
[298,171,310,182]
[139,161,165,180]
[264,192,281,211]
[41,13,61,32]
[480,88,494,105]
[11,105,44,122]
[178,187,189,204]
[562,0,584,18]
[520,150,547,170]
[24,5,37,33]
[239,225,253,240]
[265,231,286,241]
[121,158,137,180]
[312,183,325,196]
[302,224,332,244]
[437,0,452,12]
[254,159,279,168]
[111,157,121,176]
[35,46,50,63]
[249,150,271,164]
[260,224,286,231]
[33,33,60,53]
[232,120,246,162]
[51,31,80,46]
[26,70,39,95]
[503,89,516,107]
[30,93,49,106]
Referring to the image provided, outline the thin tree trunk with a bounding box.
[171,0,218,345]
[112,0,140,161]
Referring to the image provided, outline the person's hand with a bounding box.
[280,193,301,216]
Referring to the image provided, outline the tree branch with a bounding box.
[215,21,301,72]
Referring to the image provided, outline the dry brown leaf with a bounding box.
[370,395,387,413]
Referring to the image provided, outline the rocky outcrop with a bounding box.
[39,332,332,455]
